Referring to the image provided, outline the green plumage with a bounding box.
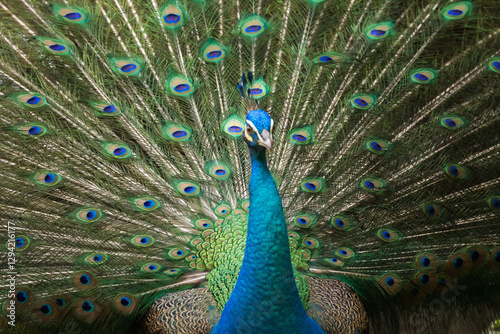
[0,0,499,333]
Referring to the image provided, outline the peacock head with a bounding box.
[243,109,274,151]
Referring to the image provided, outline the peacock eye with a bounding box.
[246,126,254,135]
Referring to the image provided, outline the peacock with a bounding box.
[0,0,500,333]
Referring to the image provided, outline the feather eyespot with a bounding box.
[423,202,443,218]
[488,247,500,269]
[114,294,136,314]
[410,69,437,84]
[11,92,47,108]
[74,208,103,223]
[166,76,196,97]
[246,79,268,99]
[36,37,71,55]
[164,268,183,276]
[293,134,306,141]
[444,164,467,179]
[166,247,189,260]
[366,138,390,154]
[414,271,437,292]
[86,253,108,265]
[142,263,161,273]
[415,253,437,269]
[132,235,155,247]
[206,162,232,180]
[33,171,62,187]
[72,271,97,290]
[16,290,29,303]
[240,199,250,212]
[443,2,471,20]
[445,119,455,127]
[488,195,500,211]
[314,52,347,65]
[446,252,472,277]
[14,287,34,310]
[289,127,313,145]
[361,177,387,192]
[160,5,186,28]
[489,58,500,73]
[102,143,132,159]
[365,22,394,40]
[378,274,401,294]
[301,178,324,193]
[54,6,87,24]
[33,300,59,321]
[201,39,225,62]
[440,116,466,130]
[331,214,356,231]
[293,213,317,228]
[302,237,320,249]
[466,246,488,268]
[132,197,161,211]
[325,257,344,267]
[90,102,122,116]
[222,115,245,137]
[82,301,94,312]
[350,94,376,110]
[377,228,399,242]
[175,181,201,196]
[17,123,48,138]
[163,123,192,141]
[49,44,64,51]
[299,249,311,261]
[195,219,213,230]
[109,57,142,76]
[11,235,30,251]
[240,15,266,37]
[75,298,102,321]
[66,12,80,20]
[215,203,231,217]
[335,247,355,259]
[186,254,197,262]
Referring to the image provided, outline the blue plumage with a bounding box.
[246,109,271,132]
[214,109,324,333]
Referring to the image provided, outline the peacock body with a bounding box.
[0,0,499,333]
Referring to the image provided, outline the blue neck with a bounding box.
[213,148,324,334]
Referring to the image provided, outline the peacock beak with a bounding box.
[258,129,273,151]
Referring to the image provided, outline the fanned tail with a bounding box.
[0,0,499,333]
